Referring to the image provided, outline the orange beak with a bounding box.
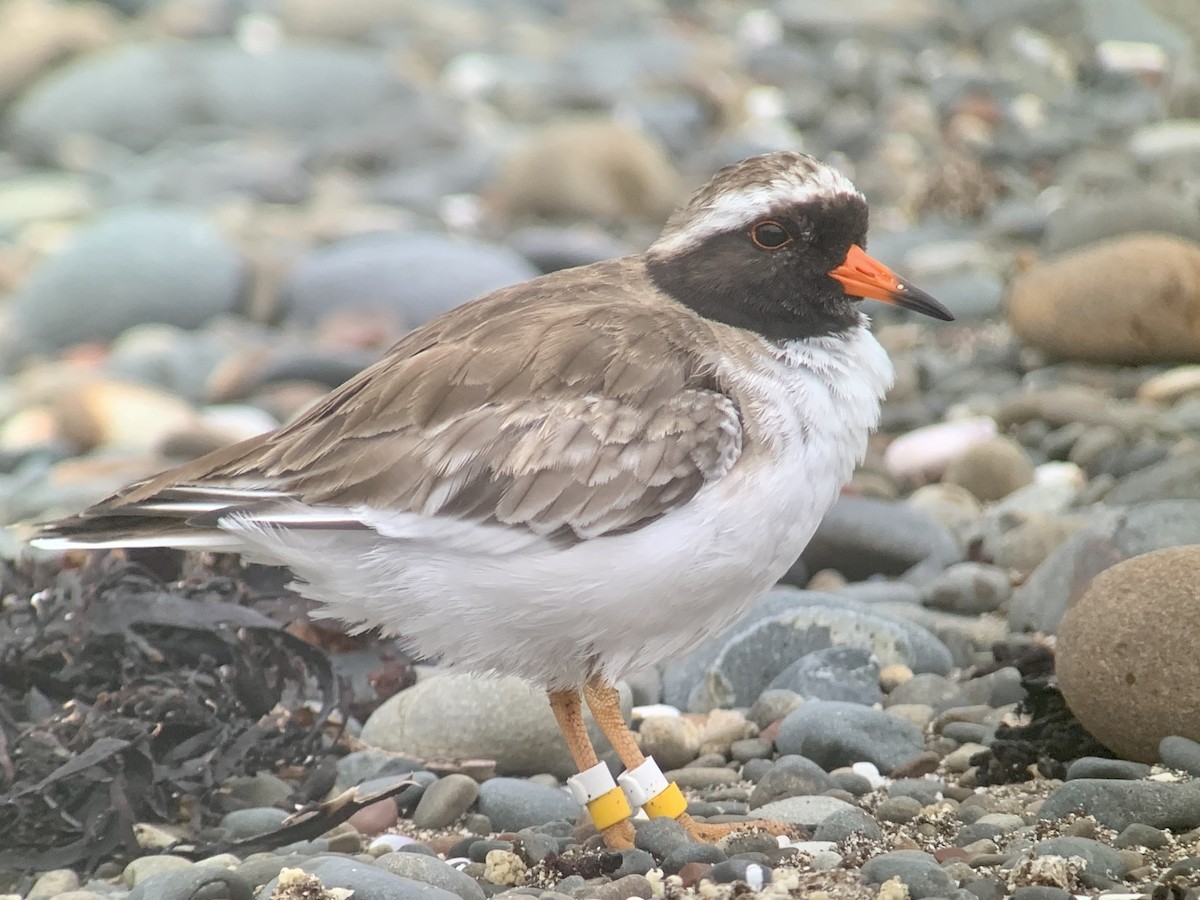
[829,244,954,321]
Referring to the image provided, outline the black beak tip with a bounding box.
[898,283,955,322]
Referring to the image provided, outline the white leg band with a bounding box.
[566,761,618,804]
[618,757,671,807]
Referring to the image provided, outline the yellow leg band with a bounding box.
[587,784,633,830]
[642,782,687,819]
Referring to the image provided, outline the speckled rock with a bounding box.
[1057,546,1200,761]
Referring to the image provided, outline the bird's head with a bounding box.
[646,151,953,341]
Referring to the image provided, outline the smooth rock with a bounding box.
[748,689,804,728]
[767,646,882,706]
[123,857,194,886]
[634,817,691,859]
[282,232,538,330]
[749,794,857,828]
[883,417,997,483]
[1065,757,1151,780]
[663,587,952,712]
[1008,234,1200,364]
[637,716,701,770]
[1010,500,1200,634]
[799,497,960,581]
[475,778,581,832]
[1041,189,1200,255]
[262,856,460,900]
[12,206,242,352]
[361,674,630,778]
[776,701,925,773]
[747,755,833,809]
[1037,778,1200,832]
[1160,735,1200,774]
[1114,823,1170,849]
[9,41,410,158]
[219,808,289,840]
[489,119,682,222]
[28,870,80,900]
[126,868,253,900]
[413,774,480,829]
[374,853,487,900]
[1057,546,1200,760]
[943,437,1036,502]
[920,563,1012,615]
[813,806,883,842]
[859,850,955,899]
[1032,837,1126,878]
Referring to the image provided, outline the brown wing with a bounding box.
[41,260,744,545]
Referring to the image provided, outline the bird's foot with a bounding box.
[600,818,637,849]
[674,812,798,844]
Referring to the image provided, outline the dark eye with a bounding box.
[750,220,793,251]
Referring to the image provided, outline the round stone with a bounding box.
[1057,546,1200,761]
[942,436,1035,502]
[12,206,242,352]
[413,774,480,829]
[1007,234,1200,364]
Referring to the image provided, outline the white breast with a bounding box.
[226,323,895,690]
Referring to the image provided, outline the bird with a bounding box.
[32,151,952,848]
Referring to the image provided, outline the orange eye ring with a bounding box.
[750,220,793,250]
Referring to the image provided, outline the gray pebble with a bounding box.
[767,646,882,706]
[889,778,946,805]
[259,857,459,900]
[232,856,310,888]
[476,778,581,832]
[414,774,480,829]
[612,849,655,877]
[1038,778,1200,832]
[747,755,833,809]
[876,795,923,823]
[748,689,804,729]
[1010,888,1073,900]
[750,795,856,828]
[467,840,512,863]
[374,853,486,900]
[127,868,253,900]
[1065,756,1151,780]
[729,738,773,762]
[920,563,1012,615]
[706,859,772,887]
[661,843,726,874]
[1114,822,1169,849]
[219,808,289,840]
[1031,836,1126,878]
[775,700,925,774]
[334,751,424,792]
[1160,735,1200,775]
[888,673,968,711]
[860,850,954,899]
[124,858,194,887]
[813,806,883,842]
[634,817,690,858]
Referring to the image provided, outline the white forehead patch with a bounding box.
[651,159,863,256]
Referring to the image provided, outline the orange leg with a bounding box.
[582,676,798,846]
[548,688,636,849]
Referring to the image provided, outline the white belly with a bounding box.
[229,325,894,689]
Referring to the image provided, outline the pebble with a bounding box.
[942,436,1036,502]
[776,700,925,773]
[219,807,289,839]
[633,817,690,858]
[28,870,80,900]
[123,857,194,887]
[12,205,242,353]
[919,562,1012,615]
[637,715,701,770]
[747,754,832,808]
[361,674,630,778]
[265,856,461,900]
[1032,836,1126,878]
[1161,735,1200,774]
[749,794,857,828]
[282,232,538,330]
[706,860,771,887]
[668,588,952,712]
[1038,778,1200,832]
[747,689,804,729]
[660,843,726,875]
[860,850,955,899]
[374,853,487,900]
[475,778,581,832]
[813,806,883,842]
[876,795,924,824]
[413,773,480,829]
[1064,757,1151,780]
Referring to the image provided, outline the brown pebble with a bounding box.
[426,834,464,855]
[346,798,398,835]
[933,847,970,864]
[677,863,713,888]
[888,750,940,778]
